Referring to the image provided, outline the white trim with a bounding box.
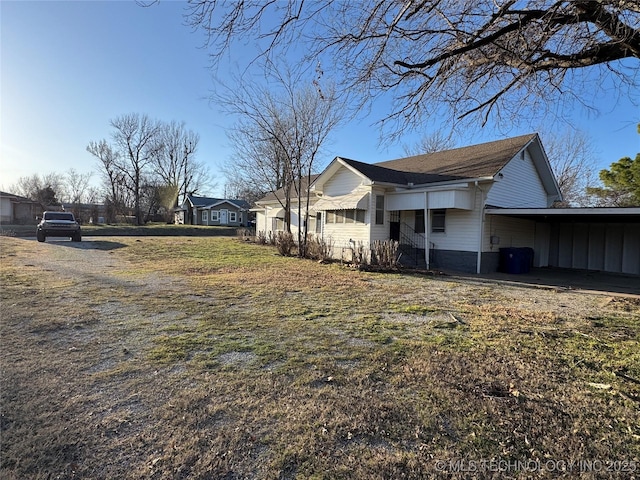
[486,207,640,217]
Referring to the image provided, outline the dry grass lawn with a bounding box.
[1,236,638,479]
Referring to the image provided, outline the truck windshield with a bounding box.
[44,212,74,221]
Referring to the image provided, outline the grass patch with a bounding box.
[1,236,639,479]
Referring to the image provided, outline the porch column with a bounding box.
[424,192,430,270]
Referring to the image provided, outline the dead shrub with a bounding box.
[371,240,400,269]
[256,230,268,245]
[275,231,295,256]
[350,241,369,269]
[306,234,334,262]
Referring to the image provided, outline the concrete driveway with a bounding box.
[452,268,640,298]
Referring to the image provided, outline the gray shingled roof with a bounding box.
[373,133,537,182]
[257,175,321,203]
[339,158,461,185]
[187,195,251,210]
[256,134,539,204]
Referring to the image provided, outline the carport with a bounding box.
[485,207,640,276]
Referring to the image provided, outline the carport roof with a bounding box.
[485,207,640,223]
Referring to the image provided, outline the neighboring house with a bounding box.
[175,195,251,227]
[0,191,41,224]
[255,134,640,275]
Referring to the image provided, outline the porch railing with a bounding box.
[399,222,426,268]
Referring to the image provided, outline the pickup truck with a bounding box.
[36,211,82,242]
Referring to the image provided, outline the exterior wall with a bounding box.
[201,206,247,227]
[254,202,315,238]
[484,215,536,251]
[323,167,364,196]
[431,208,480,252]
[369,187,390,244]
[323,212,370,260]
[0,196,40,224]
[548,222,640,275]
[486,149,549,208]
[0,197,12,223]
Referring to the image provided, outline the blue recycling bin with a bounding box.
[499,247,533,274]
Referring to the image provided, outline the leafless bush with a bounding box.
[306,234,334,262]
[371,240,400,269]
[275,231,295,256]
[255,230,268,245]
[236,228,254,238]
[349,241,368,269]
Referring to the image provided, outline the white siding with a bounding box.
[324,167,365,196]
[369,188,389,243]
[486,149,549,208]
[431,209,480,252]
[484,215,536,252]
[428,189,473,210]
[387,191,425,210]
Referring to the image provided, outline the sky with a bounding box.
[1,0,639,198]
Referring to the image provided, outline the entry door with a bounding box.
[220,209,228,225]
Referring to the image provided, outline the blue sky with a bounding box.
[1,0,638,197]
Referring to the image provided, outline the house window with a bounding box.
[431,209,446,233]
[229,211,237,223]
[202,210,208,222]
[375,195,384,225]
[316,212,322,233]
[324,209,365,224]
[415,210,425,233]
[238,213,242,224]
[211,210,219,222]
[273,217,284,231]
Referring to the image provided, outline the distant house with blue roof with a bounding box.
[175,194,251,227]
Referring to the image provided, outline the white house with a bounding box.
[255,134,640,275]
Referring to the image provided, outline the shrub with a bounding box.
[256,230,268,245]
[306,234,334,262]
[350,241,368,269]
[275,231,295,256]
[236,227,255,238]
[371,239,400,269]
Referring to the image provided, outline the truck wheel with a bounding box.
[37,232,45,242]
[72,233,82,242]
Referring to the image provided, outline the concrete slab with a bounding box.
[447,268,640,298]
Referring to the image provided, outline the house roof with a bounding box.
[371,133,538,181]
[186,195,251,210]
[256,175,321,204]
[0,191,38,203]
[258,133,561,203]
[339,158,462,185]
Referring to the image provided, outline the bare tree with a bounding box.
[542,128,599,206]
[183,1,639,135]
[87,139,129,222]
[64,168,93,204]
[151,120,210,206]
[13,173,66,204]
[220,68,342,253]
[110,114,162,224]
[402,130,457,156]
